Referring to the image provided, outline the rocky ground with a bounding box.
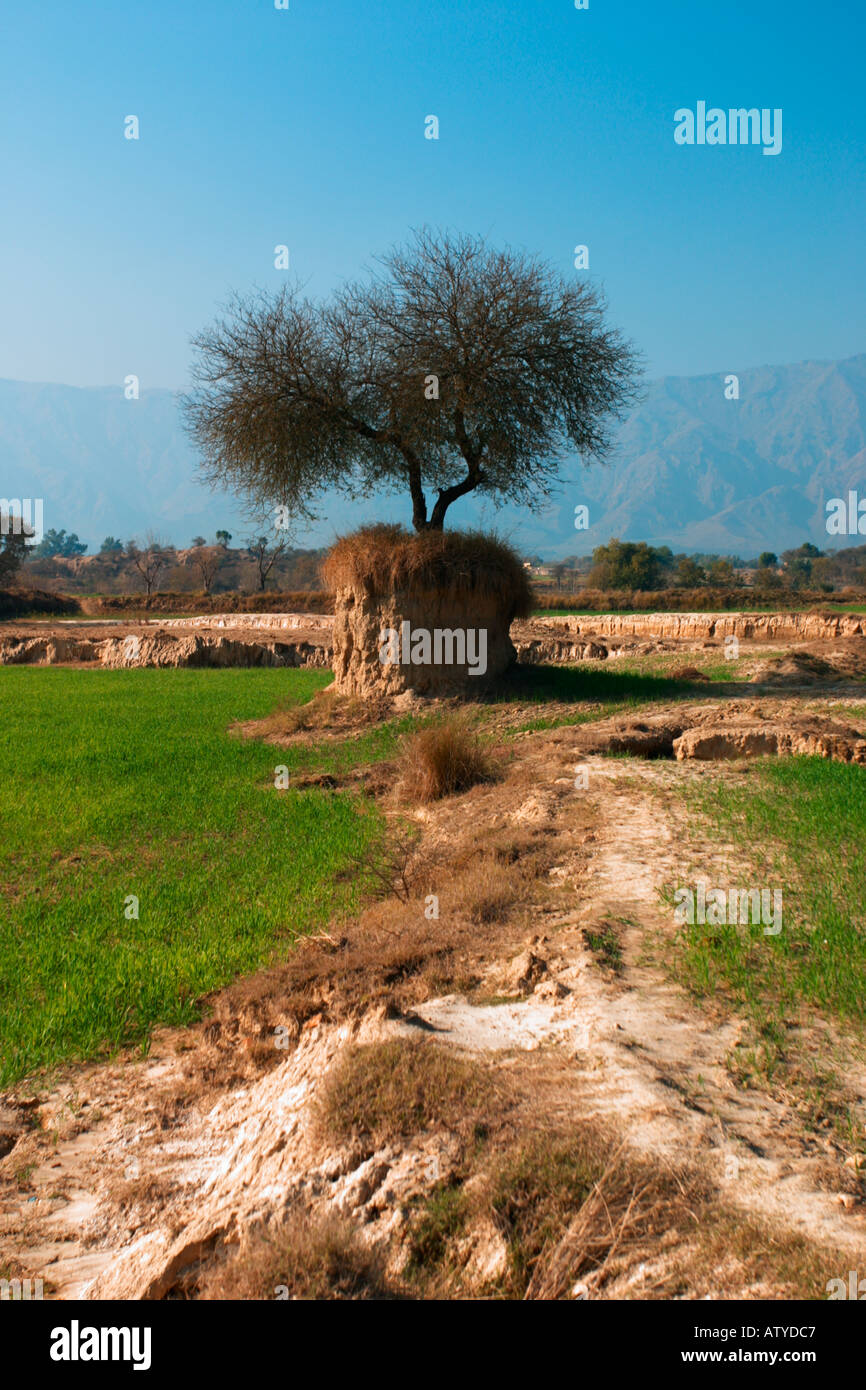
[1,610,865,1299]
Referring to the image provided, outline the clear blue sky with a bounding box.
[1,0,863,390]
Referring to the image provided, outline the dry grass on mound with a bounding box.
[322,524,534,619]
[200,1211,396,1301]
[316,1039,493,1147]
[241,687,394,744]
[0,587,80,618]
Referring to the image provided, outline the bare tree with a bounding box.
[246,530,287,592]
[187,544,223,595]
[127,533,168,600]
[183,228,641,534]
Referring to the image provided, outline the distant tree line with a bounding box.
[10,517,866,599]
[534,539,866,593]
[13,524,326,597]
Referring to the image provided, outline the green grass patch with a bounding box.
[581,918,626,973]
[670,757,866,1039]
[0,667,385,1086]
[406,1182,470,1275]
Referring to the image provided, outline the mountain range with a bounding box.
[2,353,865,560]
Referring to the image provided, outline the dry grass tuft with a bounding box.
[240,687,393,744]
[517,1137,698,1300]
[405,1116,708,1299]
[398,714,496,802]
[322,524,534,618]
[316,1039,493,1146]
[199,1211,397,1300]
[463,862,519,925]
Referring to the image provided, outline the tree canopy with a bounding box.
[33,528,87,558]
[0,513,32,581]
[589,539,672,590]
[183,229,641,533]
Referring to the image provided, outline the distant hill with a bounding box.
[2,353,865,558]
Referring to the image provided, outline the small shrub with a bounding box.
[346,827,427,904]
[399,715,495,802]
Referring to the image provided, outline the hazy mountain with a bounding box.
[2,353,865,560]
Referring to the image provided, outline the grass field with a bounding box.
[671,757,866,1041]
[0,667,386,1087]
[0,654,757,1088]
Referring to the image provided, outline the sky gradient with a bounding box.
[1,0,864,393]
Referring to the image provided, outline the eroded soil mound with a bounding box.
[536,611,866,642]
[572,701,866,764]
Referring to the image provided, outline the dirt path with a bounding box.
[386,749,866,1260]
[540,757,866,1254]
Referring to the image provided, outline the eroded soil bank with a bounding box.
[3,607,866,672]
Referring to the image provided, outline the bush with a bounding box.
[398,714,495,802]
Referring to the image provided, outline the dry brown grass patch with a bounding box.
[111,1173,175,1217]
[316,1039,493,1147]
[199,1211,398,1301]
[398,714,496,802]
[648,1208,844,1301]
[401,1070,839,1300]
[462,862,520,925]
[456,1122,701,1299]
[237,687,393,746]
[401,1104,709,1299]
